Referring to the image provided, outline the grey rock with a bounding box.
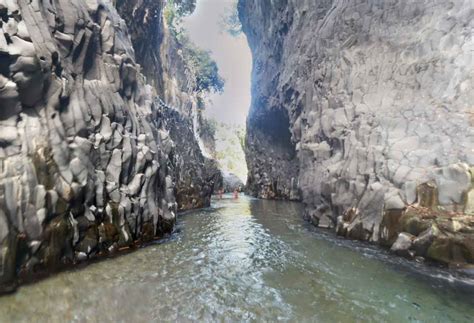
[413,225,439,256]
[433,163,471,207]
[390,232,415,258]
[0,0,220,291]
[239,0,473,244]
[221,171,244,193]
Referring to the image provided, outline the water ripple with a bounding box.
[0,195,473,322]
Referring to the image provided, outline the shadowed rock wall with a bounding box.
[240,0,474,263]
[117,1,221,210]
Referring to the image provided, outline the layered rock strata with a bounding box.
[0,0,217,292]
[240,0,474,264]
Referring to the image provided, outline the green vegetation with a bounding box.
[213,121,247,182]
[164,0,196,34]
[198,116,247,181]
[164,0,224,95]
[181,38,224,94]
[199,117,218,140]
[220,1,242,37]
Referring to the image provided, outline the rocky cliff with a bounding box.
[0,0,218,292]
[240,0,474,264]
[117,0,221,209]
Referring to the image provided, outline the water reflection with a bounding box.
[0,195,473,322]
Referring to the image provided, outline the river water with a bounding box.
[1,195,473,322]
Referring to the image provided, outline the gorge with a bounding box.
[0,0,473,320]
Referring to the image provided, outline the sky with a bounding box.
[183,0,252,126]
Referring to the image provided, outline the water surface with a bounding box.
[1,196,473,322]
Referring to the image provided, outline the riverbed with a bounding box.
[1,195,473,322]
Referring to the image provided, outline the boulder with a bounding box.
[412,225,439,256]
[390,232,415,258]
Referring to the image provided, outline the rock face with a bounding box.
[116,0,221,209]
[240,0,474,260]
[158,104,221,211]
[0,0,218,292]
[221,171,244,193]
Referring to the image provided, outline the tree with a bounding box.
[190,48,225,94]
[220,1,242,37]
[164,0,197,35]
[165,0,224,95]
[179,35,225,94]
[173,0,196,16]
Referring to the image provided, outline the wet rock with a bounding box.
[335,216,349,236]
[41,216,73,269]
[417,183,439,209]
[0,218,18,293]
[141,221,155,242]
[426,232,474,265]
[433,163,471,209]
[98,222,119,250]
[379,209,405,246]
[75,226,98,256]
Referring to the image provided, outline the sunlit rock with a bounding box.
[239,0,473,261]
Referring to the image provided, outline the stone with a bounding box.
[98,222,119,249]
[417,183,438,209]
[41,216,73,269]
[335,216,349,236]
[403,181,418,205]
[239,0,473,249]
[379,209,405,246]
[412,225,439,256]
[433,163,471,206]
[0,0,221,292]
[75,226,98,255]
[399,210,432,236]
[384,190,406,210]
[390,232,415,258]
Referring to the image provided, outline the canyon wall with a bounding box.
[240,0,474,263]
[0,0,218,292]
[117,0,221,210]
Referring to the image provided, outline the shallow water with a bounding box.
[1,195,473,322]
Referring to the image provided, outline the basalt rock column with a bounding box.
[0,0,217,292]
[240,0,474,263]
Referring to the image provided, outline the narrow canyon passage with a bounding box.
[1,197,473,322]
[0,0,473,320]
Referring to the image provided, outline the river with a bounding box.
[1,195,473,322]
